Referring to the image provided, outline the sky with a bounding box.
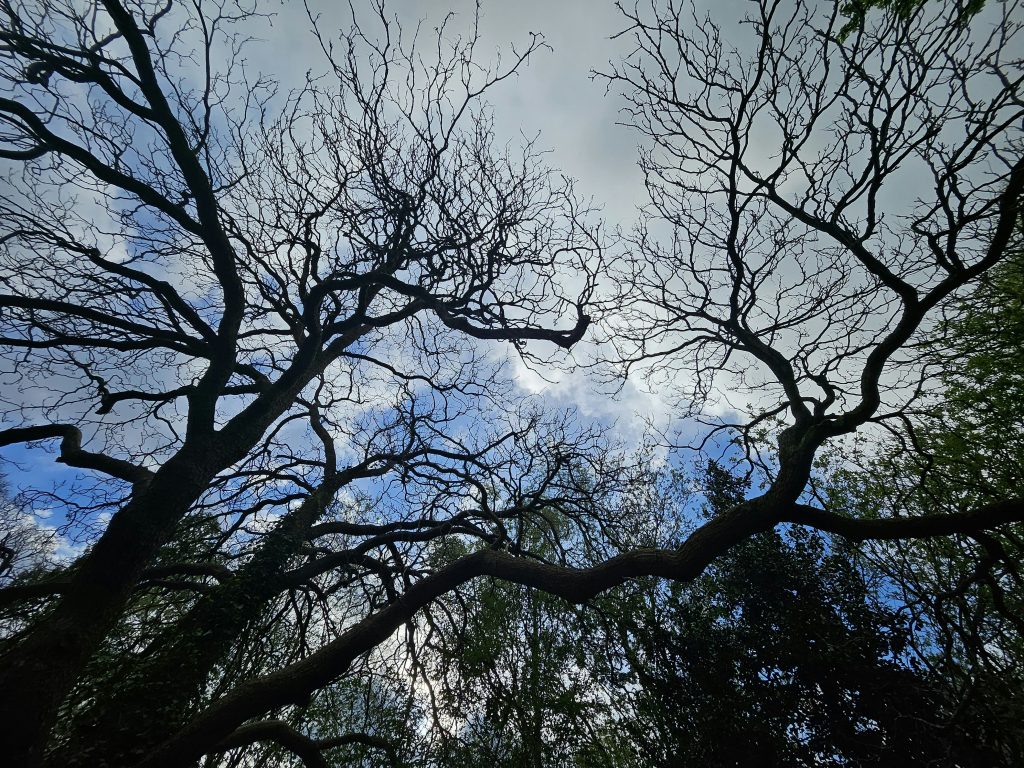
[273,0,648,226]
[5,0,1018,556]
[0,0,904,506]
[257,0,690,439]
[0,0,691,558]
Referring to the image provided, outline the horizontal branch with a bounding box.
[214,720,328,768]
[140,500,771,767]
[0,425,152,486]
[784,499,1024,541]
[0,562,231,609]
[213,721,399,768]
[0,581,66,609]
[142,490,1024,766]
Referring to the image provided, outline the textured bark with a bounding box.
[785,499,1024,541]
[213,721,399,768]
[59,488,335,767]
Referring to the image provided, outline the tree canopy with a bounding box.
[0,0,1021,766]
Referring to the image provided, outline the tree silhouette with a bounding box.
[0,1,1021,766]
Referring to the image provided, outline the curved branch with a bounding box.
[433,302,592,349]
[0,425,152,486]
[828,155,1024,435]
[141,491,1024,766]
[140,500,772,767]
[0,581,66,609]
[213,721,400,768]
[0,97,198,233]
[0,562,230,609]
[213,720,329,768]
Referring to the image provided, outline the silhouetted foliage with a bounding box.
[0,1,1020,766]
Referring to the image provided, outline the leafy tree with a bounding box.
[829,251,1024,762]
[838,0,987,39]
[413,462,1008,766]
[424,518,624,768]
[600,463,998,766]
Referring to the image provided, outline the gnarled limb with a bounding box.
[784,499,1024,542]
[0,425,152,487]
[213,720,400,768]
[142,490,1024,767]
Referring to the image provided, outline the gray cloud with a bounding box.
[266,0,647,227]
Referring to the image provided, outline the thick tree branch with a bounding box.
[142,488,1024,767]
[0,562,231,609]
[784,499,1024,542]
[0,425,152,486]
[141,500,772,767]
[213,721,399,768]
[213,720,329,768]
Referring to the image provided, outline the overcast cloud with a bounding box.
[252,0,687,440]
[270,0,646,226]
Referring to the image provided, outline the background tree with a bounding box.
[423,513,623,768]
[597,462,1000,766]
[427,461,1005,766]
[828,246,1024,761]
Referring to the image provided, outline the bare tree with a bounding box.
[0,1,1022,767]
[602,0,1023,438]
[0,1,600,763]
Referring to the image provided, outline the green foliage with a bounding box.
[826,251,1024,763]
[429,515,620,768]
[838,0,986,40]
[589,463,992,767]
[932,255,1024,497]
[422,463,1005,766]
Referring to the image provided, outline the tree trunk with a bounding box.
[0,446,218,767]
